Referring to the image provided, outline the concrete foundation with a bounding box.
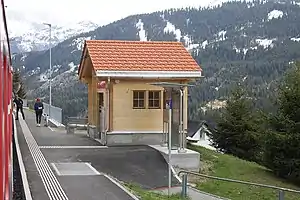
[87,125,98,139]
[95,132,165,146]
[84,130,200,170]
[149,145,200,171]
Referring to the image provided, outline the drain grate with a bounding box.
[51,162,101,176]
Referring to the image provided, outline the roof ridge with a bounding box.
[85,40,183,44]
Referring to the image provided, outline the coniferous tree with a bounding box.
[13,70,26,99]
[264,61,300,182]
[208,86,263,162]
[17,83,27,99]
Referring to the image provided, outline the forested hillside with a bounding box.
[12,0,300,123]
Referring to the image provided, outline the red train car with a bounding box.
[0,0,14,199]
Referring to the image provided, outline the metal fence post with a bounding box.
[44,115,49,127]
[279,190,285,200]
[181,173,188,198]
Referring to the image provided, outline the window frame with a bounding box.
[132,90,146,109]
[148,90,161,109]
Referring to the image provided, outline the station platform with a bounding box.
[14,109,181,200]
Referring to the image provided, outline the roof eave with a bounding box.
[95,70,202,78]
[78,42,88,78]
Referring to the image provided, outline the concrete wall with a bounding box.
[105,132,165,146]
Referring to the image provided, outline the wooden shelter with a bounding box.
[78,40,202,145]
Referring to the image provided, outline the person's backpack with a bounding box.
[34,102,39,110]
[34,102,43,111]
[16,98,23,108]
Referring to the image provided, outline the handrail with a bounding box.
[178,170,300,199]
[178,170,300,193]
[67,117,88,124]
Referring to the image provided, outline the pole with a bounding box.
[181,173,188,198]
[168,98,172,196]
[43,23,52,120]
[279,190,285,200]
[49,24,52,118]
[178,89,185,153]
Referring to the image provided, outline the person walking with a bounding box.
[13,95,25,120]
[34,98,44,127]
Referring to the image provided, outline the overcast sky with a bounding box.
[5,0,220,26]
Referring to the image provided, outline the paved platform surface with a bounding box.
[15,109,180,200]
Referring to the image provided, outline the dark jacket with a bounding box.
[14,98,23,108]
[34,102,44,112]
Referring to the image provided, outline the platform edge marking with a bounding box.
[39,146,108,149]
[13,113,33,200]
[103,174,140,200]
[85,163,102,175]
[19,117,69,200]
[50,163,62,176]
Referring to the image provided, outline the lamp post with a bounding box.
[168,98,172,196]
[43,23,52,120]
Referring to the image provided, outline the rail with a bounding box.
[178,170,300,200]
[67,117,88,126]
[66,117,88,134]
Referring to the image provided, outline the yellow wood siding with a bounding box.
[109,84,113,131]
[87,79,93,124]
[112,80,164,132]
[87,75,99,126]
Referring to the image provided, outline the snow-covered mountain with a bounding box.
[6,0,261,54]
[8,19,99,53]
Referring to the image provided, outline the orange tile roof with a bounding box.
[83,40,202,72]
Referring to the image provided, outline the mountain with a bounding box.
[8,17,99,54]
[12,0,300,123]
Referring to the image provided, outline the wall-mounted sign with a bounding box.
[97,81,106,92]
[166,99,172,109]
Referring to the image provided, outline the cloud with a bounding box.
[5,0,217,25]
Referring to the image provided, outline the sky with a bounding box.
[5,0,220,26]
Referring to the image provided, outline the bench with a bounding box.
[66,117,88,134]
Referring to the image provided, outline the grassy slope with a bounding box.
[188,144,300,200]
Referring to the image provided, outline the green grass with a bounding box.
[125,183,190,200]
[188,144,300,200]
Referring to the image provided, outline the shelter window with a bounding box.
[148,91,161,109]
[133,91,146,109]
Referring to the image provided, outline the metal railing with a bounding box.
[43,103,63,124]
[22,99,28,107]
[178,170,300,200]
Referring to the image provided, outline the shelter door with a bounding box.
[98,93,105,133]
